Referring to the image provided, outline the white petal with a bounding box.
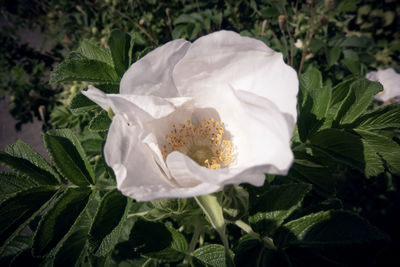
[366,68,400,102]
[166,151,277,187]
[120,39,191,97]
[173,83,294,173]
[104,115,179,200]
[105,115,222,201]
[173,30,298,122]
[82,86,191,123]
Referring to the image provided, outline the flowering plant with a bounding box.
[0,29,398,266]
[83,31,298,201]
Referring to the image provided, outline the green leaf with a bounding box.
[337,0,359,12]
[0,187,57,251]
[107,30,132,77]
[300,67,323,97]
[145,226,188,262]
[0,172,38,201]
[334,78,382,125]
[352,104,400,130]
[50,52,119,84]
[78,39,113,66]
[342,58,360,74]
[89,110,112,132]
[310,129,364,171]
[260,6,280,18]
[0,234,32,263]
[32,188,92,256]
[5,139,60,182]
[0,152,59,185]
[330,75,358,106]
[53,191,100,267]
[192,244,233,267]
[298,67,331,141]
[89,190,129,256]
[95,83,119,94]
[69,92,97,113]
[81,138,103,157]
[326,46,341,67]
[53,228,89,267]
[274,210,389,248]
[308,39,325,54]
[128,219,173,255]
[44,129,94,185]
[289,158,335,197]
[355,129,400,175]
[340,35,370,48]
[249,184,312,236]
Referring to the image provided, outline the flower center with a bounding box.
[161,118,233,170]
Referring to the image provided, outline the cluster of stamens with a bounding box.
[161,118,233,170]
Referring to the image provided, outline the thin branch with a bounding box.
[182,224,202,266]
[281,0,295,66]
[165,8,173,38]
[298,2,315,74]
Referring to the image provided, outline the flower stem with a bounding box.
[194,195,234,267]
[182,223,202,266]
[298,1,316,74]
[235,220,277,250]
[126,211,150,219]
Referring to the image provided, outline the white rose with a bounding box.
[83,31,298,201]
[366,68,400,102]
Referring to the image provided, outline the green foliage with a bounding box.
[296,68,400,179]
[1,1,400,266]
[249,184,311,236]
[192,244,232,267]
[44,129,95,185]
[50,52,119,84]
[88,190,130,256]
[32,188,92,256]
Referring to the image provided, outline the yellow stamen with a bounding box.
[161,117,234,169]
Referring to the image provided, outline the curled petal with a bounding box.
[173,30,298,124]
[175,84,294,173]
[120,39,191,97]
[82,86,191,123]
[166,151,268,187]
[105,115,221,201]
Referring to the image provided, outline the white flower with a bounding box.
[366,68,400,102]
[83,31,298,201]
